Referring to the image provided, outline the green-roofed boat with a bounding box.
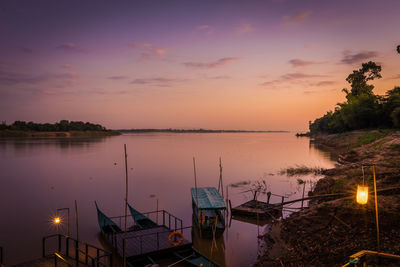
[95,201,122,234]
[191,187,226,238]
[127,203,158,229]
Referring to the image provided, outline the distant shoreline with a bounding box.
[0,130,120,138]
[117,128,290,133]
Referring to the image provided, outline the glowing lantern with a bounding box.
[54,217,61,224]
[356,185,368,205]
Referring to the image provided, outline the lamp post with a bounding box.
[356,165,380,251]
[55,208,70,237]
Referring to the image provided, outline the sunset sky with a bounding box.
[1,0,399,131]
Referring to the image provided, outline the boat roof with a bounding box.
[191,187,226,210]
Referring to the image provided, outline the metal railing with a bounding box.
[125,226,192,256]
[109,209,183,231]
[43,234,112,267]
[54,252,72,267]
[342,250,400,266]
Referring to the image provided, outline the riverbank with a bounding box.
[0,130,120,138]
[255,129,400,266]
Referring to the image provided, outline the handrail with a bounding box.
[125,225,192,240]
[43,234,112,267]
[342,250,400,266]
[54,252,72,267]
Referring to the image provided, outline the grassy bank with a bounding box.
[0,130,120,138]
[255,130,400,266]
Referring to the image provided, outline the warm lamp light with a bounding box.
[357,185,368,205]
[54,217,61,224]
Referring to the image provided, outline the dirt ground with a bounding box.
[254,130,400,266]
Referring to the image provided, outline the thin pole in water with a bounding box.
[193,157,201,235]
[123,144,129,267]
[75,200,79,241]
[218,157,224,198]
[373,165,380,251]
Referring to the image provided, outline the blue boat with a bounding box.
[95,201,122,234]
[191,187,226,238]
[127,203,158,229]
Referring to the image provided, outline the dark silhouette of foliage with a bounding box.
[309,62,400,134]
[0,120,109,132]
[397,45,400,54]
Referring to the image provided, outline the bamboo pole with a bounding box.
[123,144,129,267]
[209,215,218,267]
[75,200,79,241]
[373,165,380,251]
[218,157,224,198]
[193,157,201,235]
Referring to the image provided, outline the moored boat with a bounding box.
[191,187,226,238]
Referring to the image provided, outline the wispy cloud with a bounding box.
[196,25,213,35]
[62,64,79,70]
[261,72,326,87]
[208,75,231,80]
[236,22,255,34]
[56,43,88,53]
[0,69,79,87]
[19,47,35,53]
[314,80,335,86]
[130,77,186,87]
[289,59,316,67]
[129,43,166,60]
[340,50,378,65]
[283,11,312,23]
[108,75,128,80]
[183,57,241,69]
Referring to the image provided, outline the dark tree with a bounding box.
[397,45,400,54]
[344,61,382,97]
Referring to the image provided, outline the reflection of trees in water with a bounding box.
[309,139,339,162]
[0,137,109,154]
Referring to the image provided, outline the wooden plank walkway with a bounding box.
[110,226,191,258]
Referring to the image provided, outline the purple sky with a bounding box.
[1,0,400,130]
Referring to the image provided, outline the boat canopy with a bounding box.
[191,187,226,210]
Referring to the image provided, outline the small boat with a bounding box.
[191,187,226,238]
[230,199,282,219]
[95,201,122,234]
[128,203,158,229]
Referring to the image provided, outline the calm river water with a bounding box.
[0,133,335,266]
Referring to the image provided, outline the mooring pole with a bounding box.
[123,144,129,267]
[373,165,380,251]
[75,200,79,241]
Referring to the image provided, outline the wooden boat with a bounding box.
[127,203,158,229]
[191,187,226,238]
[230,199,282,219]
[95,201,122,234]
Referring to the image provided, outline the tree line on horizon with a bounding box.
[309,46,400,134]
[0,120,109,132]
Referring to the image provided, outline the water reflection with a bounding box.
[0,133,336,266]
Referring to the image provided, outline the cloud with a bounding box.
[260,72,326,87]
[197,25,210,30]
[283,11,312,23]
[208,75,231,80]
[0,69,79,87]
[289,59,316,67]
[183,57,241,69]
[130,77,186,87]
[340,50,378,65]
[314,80,335,86]
[62,64,79,70]
[128,43,166,60]
[108,76,128,80]
[56,43,88,53]
[236,23,255,34]
[19,47,35,53]
[303,90,316,95]
[280,72,325,81]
